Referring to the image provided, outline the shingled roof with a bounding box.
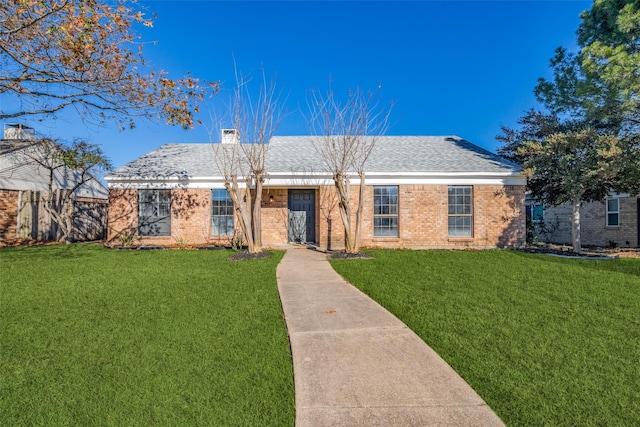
[107,135,520,182]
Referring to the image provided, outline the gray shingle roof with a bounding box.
[0,139,38,155]
[106,135,520,181]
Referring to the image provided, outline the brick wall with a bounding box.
[169,188,214,245]
[108,184,526,249]
[264,184,525,250]
[107,188,138,244]
[261,188,288,245]
[353,184,524,249]
[535,196,639,247]
[108,188,230,247]
[0,189,19,245]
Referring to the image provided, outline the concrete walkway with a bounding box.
[276,245,505,427]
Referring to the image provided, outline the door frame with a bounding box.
[288,189,316,243]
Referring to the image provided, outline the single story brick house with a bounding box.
[0,125,108,245]
[105,135,526,249]
[527,195,639,248]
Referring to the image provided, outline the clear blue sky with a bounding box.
[12,0,592,168]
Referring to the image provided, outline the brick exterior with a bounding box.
[108,184,526,249]
[0,189,19,244]
[310,184,525,250]
[107,188,138,244]
[108,188,229,247]
[533,196,639,248]
[261,188,289,245]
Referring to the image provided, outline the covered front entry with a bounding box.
[288,189,315,243]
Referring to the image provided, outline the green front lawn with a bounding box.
[0,245,294,426]
[331,250,640,426]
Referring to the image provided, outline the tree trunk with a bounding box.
[43,189,73,243]
[353,171,366,253]
[335,173,356,253]
[571,197,582,254]
[225,178,254,252]
[242,176,258,254]
[251,174,263,252]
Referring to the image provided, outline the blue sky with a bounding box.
[8,0,592,168]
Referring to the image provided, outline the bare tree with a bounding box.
[308,87,393,253]
[211,68,285,253]
[16,139,112,242]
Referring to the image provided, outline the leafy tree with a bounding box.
[0,0,215,129]
[513,127,638,252]
[498,109,575,165]
[307,88,393,254]
[535,0,638,132]
[16,139,112,242]
[499,0,640,253]
[579,0,639,128]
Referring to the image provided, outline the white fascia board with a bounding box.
[365,171,525,186]
[266,171,526,187]
[265,177,335,187]
[264,179,528,187]
[106,176,229,189]
[106,171,526,189]
[364,177,526,186]
[267,170,523,178]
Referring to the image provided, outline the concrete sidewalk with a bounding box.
[276,245,505,427]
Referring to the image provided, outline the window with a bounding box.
[525,202,544,222]
[373,186,398,237]
[139,189,171,236]
[606,198,619,227]
[448,186,473,237]
[212,189,234,236]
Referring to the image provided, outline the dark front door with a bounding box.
[288,189,315,243]
[637,198,640,247]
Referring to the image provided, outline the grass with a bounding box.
[331,250,640,426]
[0,244,294,426]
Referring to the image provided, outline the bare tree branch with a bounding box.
[307,86,393,253]
[211,66,286,253]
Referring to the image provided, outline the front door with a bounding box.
[288,189,315,243]
[637,198,639,247]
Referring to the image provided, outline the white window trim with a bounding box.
[373,185,399,238]
[448,185,474,238]
[526,202,544,223]
[211,189,234,237]
[606,197,620,227]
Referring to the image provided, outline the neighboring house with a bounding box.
[0,124,108,245]
[105,134,526,250]
[527,195,640,248]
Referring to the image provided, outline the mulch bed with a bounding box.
[519,247,614,259]
[520,244,640,259]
